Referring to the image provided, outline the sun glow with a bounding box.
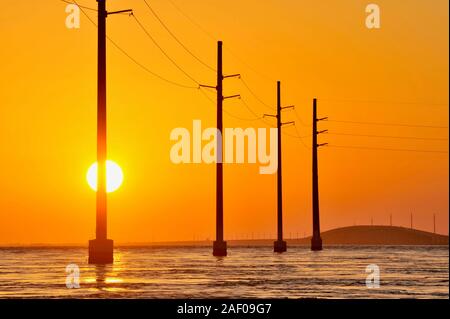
[87,160,124,193]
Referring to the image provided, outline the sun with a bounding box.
[87,160,124,193]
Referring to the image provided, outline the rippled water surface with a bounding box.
[0,246,447,298]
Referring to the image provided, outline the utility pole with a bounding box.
[88,0,132,264]
[201,41,239,257]
[433,214,436,234]
[410,212,413,229]
[390,214,392,226]
[214,40,225,257]
[311,98,327,251]
[264,81,294,253]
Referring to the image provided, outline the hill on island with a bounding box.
[3,226,447,247]
[294,225,449,246]
[117,225,449,247]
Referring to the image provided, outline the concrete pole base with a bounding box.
[88,239,114,264]
[213,240,227,257]
[274,240,287,253]
[311,236,323,251]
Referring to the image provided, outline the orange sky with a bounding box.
[0,0,448,244]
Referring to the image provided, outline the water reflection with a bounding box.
[0,246,447,298]
[84,253,125,292]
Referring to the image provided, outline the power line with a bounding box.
[328,132,448,141]
[199,81,311,149]
[240,98,281,128]
[142,0,216,72]
[108,36,197,89]
[166,0,217,42]
[261,107,312,146]
[293,107,311,127]
[74,1,197,89]
[293,124,311,139]
[240,78,275,111]
[200,90,282,128]
[282,130,304,139]
[286,124,310,149]
[225,49,275,84]
[198,88,261,122]
[200,90,274,126]
[166,0,275,83]
[328,119,448,129]
[320,98,449,107]
[165,0,279,114]
[239,98,264,119]
[60,0,97,11]
[132,14,201,85]
[328,145,448,154]
[61,0,132,14]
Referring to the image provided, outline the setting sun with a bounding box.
[87,160,124,193]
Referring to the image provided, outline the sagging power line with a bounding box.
[60,0,97,11]
[132,13,201,85]
[240,77,275,111]
[199,88,261,122]
[166,0,276,82]
[73,0,198,89]
[328,132,448,141]
[327,119,448,129]
[320,98,449,108]
[327,145,448,154]
[142,0,216,72]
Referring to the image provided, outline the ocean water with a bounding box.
[0,245,447,299]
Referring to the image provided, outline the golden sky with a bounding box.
[0,0,448,244]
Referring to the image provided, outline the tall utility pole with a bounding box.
[390,214,392,226]
[88,0,131,264]
[264,81,294,253]
[311,98,327,251]
[214,40,225,257]
[201,41,239,257]
[410,212,413,229]
[433,214,436,234]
